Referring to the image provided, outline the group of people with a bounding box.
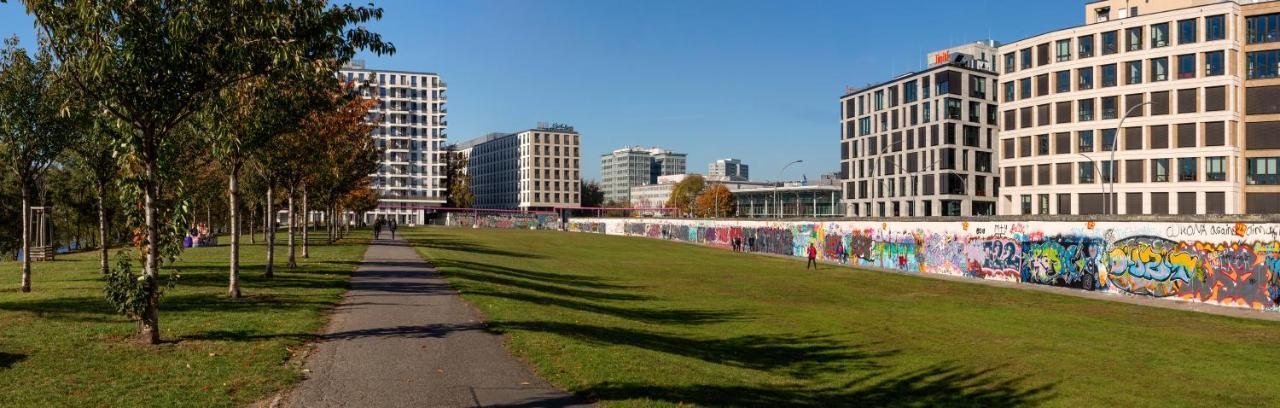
[373,218,398,240]
[184,223,216,248]
[730,236,755,253]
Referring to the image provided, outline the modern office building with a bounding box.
[599,147,687,203]
[339,61,448,225]
[709,158,750,181]
[839,41,1002,217]
[455,123,582,211]
[995,0,1276,215]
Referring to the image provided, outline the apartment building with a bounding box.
[709,158,750,181]
[1241,1,1280,212]
[456,124,582,211]
[839,41,1002,217]
[599,147,687,204]
[995,1,1260,215]
[339,61,448,225]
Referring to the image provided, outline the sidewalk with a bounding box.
[283,238,589,407]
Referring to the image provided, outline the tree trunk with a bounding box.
[97,182,109,275]
[286,186,296,268]
[265,184,275,279]
[249,205,257,244]
[302,187,309,257]
[140,151,161,345]
[19,184,31,293]
[227,166,242,298]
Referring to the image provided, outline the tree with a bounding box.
[665,175,705,217]
[580,179,604,207]
[66,110,123,275]
[449,173,475,208]
[0,36,74,292]
[25,0,394,344]
[695,184,735,218]
[302,81,380,244]
[443,146,471,208]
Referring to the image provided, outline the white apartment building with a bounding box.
[456,123,582,210]
[996,1,1255,215]
[339,61,447,225]
[599,147,687,204]
[840,42,1002,217]
[709,158,750,181]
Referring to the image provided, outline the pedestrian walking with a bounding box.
[373,219,382,240]
[390,219,398,239]
[806,243,818,270]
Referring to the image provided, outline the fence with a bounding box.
[566,217,1280,312]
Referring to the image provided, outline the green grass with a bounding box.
[0,230,369,407]
[408,227,1280,408]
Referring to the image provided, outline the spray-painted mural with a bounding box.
[565,218,1280,312]
[446,213,559,230]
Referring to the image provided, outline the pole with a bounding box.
[776,160,803,219]
[1111,101,1151,215]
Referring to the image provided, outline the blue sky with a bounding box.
[0,0,1080,182]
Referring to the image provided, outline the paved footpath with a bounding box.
[283,238,590,408]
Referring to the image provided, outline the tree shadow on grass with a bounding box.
[437,262,652,302]
[469,289,739,326]
[406,237,545,260]
[577,362,1056,407]
[434,259,638,291]
[490,321,883,380]
[0,352,26,369]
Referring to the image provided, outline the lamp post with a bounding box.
[775,160,803,219]
[1110,101,1151,216]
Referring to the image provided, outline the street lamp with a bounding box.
[1109,101,1152,216]
[775,160,803,219]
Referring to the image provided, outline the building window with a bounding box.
[1247,157,1280,185]
[1078,99,1095,121]
[1247,13,1280,44]
[874,90,884,110]
[1004,82,1016,102]
[904,80,918,103]
[1178,157,1198,181]
[1178,18,1198,44]
[970,75,987,99]
[1206,15,1225,41]
[1206,156,1226,181]
[923,77,931,98]
[1151,22,1170,47]
[923,101,932,122]
[1056,70,1071,93]
[945,98,962,120]
[1101,96,1118,119]
[1153,158,1170,182]
[1204,51,1224,77]
[1078,67,1094,90]
[1101,30,1118,55]
[1021,48,1033,69]
[1078,34,1095,58]
[1021,195,1032,214]
[1100,161,1115,183]
[1037,134,1050,155]
[1177,54,1196,79]
[1101,64,1117,87]
[1078,130,1095,152]
[1151,57,1169,81]
[1019,78,1032,99]
[1126,27,1144,51]
[1101,128,1118,151]
[1126,60,1143,85]
[1079,161,1096,183]
[1004,53,1017,73]
[1248,50,1280,79]
[1056,39,1072,62]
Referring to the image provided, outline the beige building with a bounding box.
[840,41,1003,217]
[994,0,1275,215]
[456,123,581,210]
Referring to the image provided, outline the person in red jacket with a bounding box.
[806,243,818,270]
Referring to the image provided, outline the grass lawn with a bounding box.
[0,230,369,407]
[408,227,1280,408]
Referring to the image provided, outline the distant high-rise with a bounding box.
[455,123,582,210]
[339,61,447,225]
[599,147,687,204]
[709,158,750,181]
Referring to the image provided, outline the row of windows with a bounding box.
[1003,14,1226,74]
[527,133,579,145]
[1003,156,1227,187]
[1002,51,1225,103]
[845,124,995,160]
[846,149,994,182]
[344,71,442,88]
[850,99,997,137]
[850,199,995,217]
[524,157,580,169]
[1016,191,1225,216]
[1247,13,1280,45]
[1247,49,1280,79]
[521,168,580,181]
[850,173,991,200]
[1002,87,1228,131]
[845,71,995,117]
[1001,122,1229,159]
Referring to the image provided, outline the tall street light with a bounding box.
[1109,101,1152,215]
[775,160,803,219]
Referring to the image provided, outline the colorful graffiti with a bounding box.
[448,213,558,230]
[565,219,1280,312]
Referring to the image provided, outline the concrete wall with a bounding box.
[566,217,1280,312]
[444,212,561,230]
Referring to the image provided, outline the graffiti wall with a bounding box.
[565,218,1280,312]
[445,213,560,230]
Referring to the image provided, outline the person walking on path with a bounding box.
[806,243,818,270]
[389,219,398,239]
[373,219,382,240]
